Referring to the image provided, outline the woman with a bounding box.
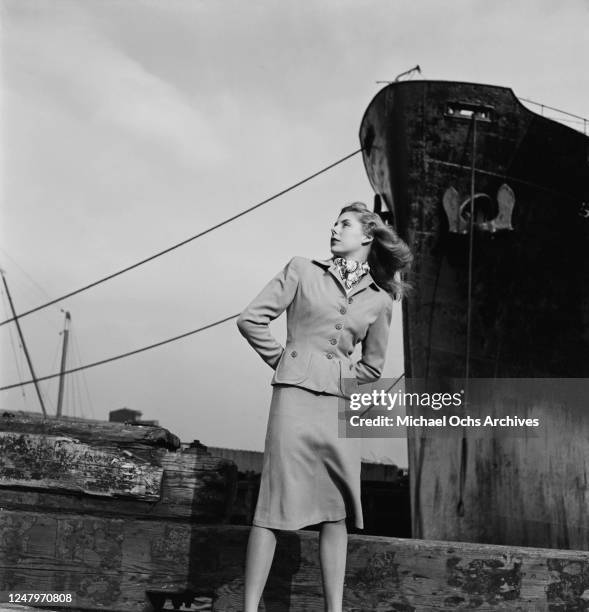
[236,201,412,611]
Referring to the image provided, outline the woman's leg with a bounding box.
[244,525,278,612]
[319,518,348,612]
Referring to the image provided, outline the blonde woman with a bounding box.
[236,201,412,611]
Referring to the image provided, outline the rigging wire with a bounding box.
[66,362,73,418]
[0,249,65,330]
[71,331,85,419]
[27,327,61,416]
[518,96,588,122]
[0,148,363,328]
[0,248,59,303]
[0,264,62,333]
[0,312,239,391]
[1,287,29,408]
[455,113,478,519]
[73,358,83,419]
[71,327,96,419]
[0,253,95,415]
[43,333,61,416]
[517,96,588,135]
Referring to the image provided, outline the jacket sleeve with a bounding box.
[236,256,300,370]
[354,295,394,384]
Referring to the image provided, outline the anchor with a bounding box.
[442,183,515,234]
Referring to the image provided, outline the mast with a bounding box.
[0,269,47,417]
[56,310,71,417]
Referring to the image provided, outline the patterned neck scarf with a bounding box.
[333,257,370,290]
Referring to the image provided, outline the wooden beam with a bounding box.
[0,410,181,452]
[1,514,589,611]
[0,432,163,500]
[0,447,237,522]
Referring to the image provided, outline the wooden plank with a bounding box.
[207,529,589,611]
[1,512,589,611]
[0,410,180,452]
[0,450,237,522]
[0,433,163,500]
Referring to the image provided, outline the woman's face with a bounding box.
[330,212,369,256]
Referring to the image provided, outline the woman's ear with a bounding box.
[361,234,373,245]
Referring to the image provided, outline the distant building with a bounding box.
[109,408,159,426]
[109,408,142,423]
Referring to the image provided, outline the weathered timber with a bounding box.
[0,432,163,500]
[210,529,589,611]
[0,411,237,521]
[1,515,589,611]
[0,445,237,523]
[0,410,180,454]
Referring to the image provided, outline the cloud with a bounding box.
[1,2,227,169]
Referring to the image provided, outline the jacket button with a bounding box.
[340,307,347,314]
[291,350,297,357]
[349,363,353,370]
[348,297,353,304]
[330,338,337,345]
[326,352,333,359]
[348,350,353,355]
[335,323,342,330]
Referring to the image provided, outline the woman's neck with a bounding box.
[335,253,368,264]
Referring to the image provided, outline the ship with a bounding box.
[359,80,589,550]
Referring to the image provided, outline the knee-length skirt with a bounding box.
[252,383,363,531]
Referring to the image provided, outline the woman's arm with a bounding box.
[236,256,300,370]
[354,295,394,385]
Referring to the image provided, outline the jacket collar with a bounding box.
[311,257,381,294]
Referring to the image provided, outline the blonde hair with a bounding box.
[339,201,413,301]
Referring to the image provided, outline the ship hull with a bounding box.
[359,80,589,548]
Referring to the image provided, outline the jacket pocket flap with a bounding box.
[273,349,312,384]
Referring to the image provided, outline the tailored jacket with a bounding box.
[236,256,394,398]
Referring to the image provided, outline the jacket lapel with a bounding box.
[311,257,380,296]
[347,271,374,297]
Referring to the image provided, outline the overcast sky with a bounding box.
[1,0,587,466]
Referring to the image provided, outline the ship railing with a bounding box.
[518,95,588,135]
